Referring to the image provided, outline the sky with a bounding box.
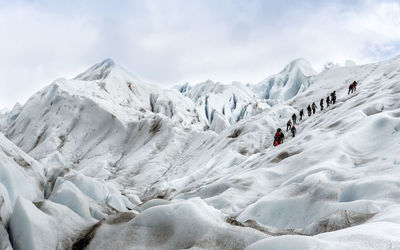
[0,0,400,109]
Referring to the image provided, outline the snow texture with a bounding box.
[1,55,400,249]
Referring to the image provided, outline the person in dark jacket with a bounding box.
[291,125,296,137]
[307,105,312,116]
[299,109,304,121]
[320,98,324,111]
[348,81,358,94]
[348,82,354,95]
[292,113,297,125]
[332,91,337,104]
[286,119,292,132]
[326,96,330,107]
[312,102,317,114]
[279,129,285,144]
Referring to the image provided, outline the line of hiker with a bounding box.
[273,81,359,147]
[305,91,337,119]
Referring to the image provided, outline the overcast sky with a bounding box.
[1,0,399,108]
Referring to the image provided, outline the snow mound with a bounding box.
[86,198,267,250]
[48,170,134,220]
[247,206,400,249]
[10,197,88,250]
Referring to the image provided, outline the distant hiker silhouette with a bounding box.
[320,98,324,111]
[331,91,336,104]
[291,125,296,137]
[326,96,330,107]
[286,120,292,132]
[332,91,337,104]
[348,81,357,94]
[312,102,317,114]
[292,113,297,125]
[307,105,312,116]
[348,83,353,94]
[299,109,304,121]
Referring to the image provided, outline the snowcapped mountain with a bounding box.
[176,58,317,131]
[1,55,400,249]
[1,59,209,177]
[252,58,317,105]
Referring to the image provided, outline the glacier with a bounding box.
[0,56,400,249]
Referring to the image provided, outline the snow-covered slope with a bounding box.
[1,55,400,249]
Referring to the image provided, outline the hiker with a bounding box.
[320,98,324,111]
[332,91,336,104]
[312,102,317,114]
[286,119,292,132]
[348,81,358,94]
[299,109,304,121]
[292,113,297,125]
[273,131,279,146]
[291,125,296,137]
[307,105,312,116]
[326,96,330,107]
[348,82,354,95]
[273,128,285,146]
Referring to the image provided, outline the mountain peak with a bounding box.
[280,58,316,77]
[74,58,117,81]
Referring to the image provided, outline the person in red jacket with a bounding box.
[273,128,284,146]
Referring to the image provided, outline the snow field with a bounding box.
[0,56,400,249]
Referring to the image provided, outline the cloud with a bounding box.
[0,0,399,108]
